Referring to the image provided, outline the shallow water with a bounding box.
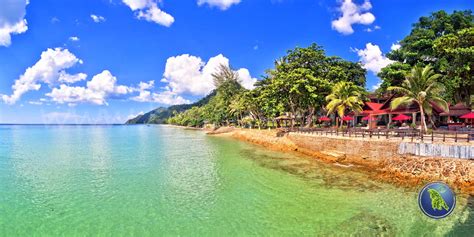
[0,125,472,236]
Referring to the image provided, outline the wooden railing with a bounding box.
[286,127,474,143]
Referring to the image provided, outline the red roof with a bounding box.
[365,102,383,111]
[361,102,384,115]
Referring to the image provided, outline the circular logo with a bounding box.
[418,182,456,219]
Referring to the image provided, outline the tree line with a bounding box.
[167,10,473,132]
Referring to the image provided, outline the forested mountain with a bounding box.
[125,91,216,124]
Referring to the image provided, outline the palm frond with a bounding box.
[430,97,449,113]
[390,96,414,110]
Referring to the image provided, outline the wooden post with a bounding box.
[443,132,446,142]
[388,114,392,129]
[455,132,457,142]
[431,131,434,142]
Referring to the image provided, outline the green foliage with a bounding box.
[388,65,448,132]
[379,10,473,104]
[167,64,246,127]
[143,10,474,130]
[165,43,366,128]
[125,91,215,124]
[325,81,366,127]
[377,62,411,93]
[433,27,474,103]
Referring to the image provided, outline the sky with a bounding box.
[0,0,472,124]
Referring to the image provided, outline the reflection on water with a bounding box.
[0,125,472,236]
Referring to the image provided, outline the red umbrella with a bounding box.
[460,112,474,119]
[392,114,411,121]
[319,116,331,121]
[342,116,353,121]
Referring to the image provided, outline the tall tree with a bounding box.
[433,27,474,103]
[266,43,365,127]
[379,10,473,103]
[388,65,448,132]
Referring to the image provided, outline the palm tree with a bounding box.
[229,95,247,127]
[388,65,448,132]
[325,81,365,128]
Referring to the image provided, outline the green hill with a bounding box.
[125,90,216,124]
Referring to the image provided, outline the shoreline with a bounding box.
[207,127,473,194]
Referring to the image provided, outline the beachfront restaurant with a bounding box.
[355,96,473,130]
[356,95,447,129]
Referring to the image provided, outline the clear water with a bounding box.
[0,125,472,236]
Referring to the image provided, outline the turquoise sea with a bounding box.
[0,125,472,236]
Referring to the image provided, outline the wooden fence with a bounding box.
[287,127,474,143]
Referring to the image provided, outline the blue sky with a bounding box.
[0,0,471,124]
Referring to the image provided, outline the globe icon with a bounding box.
[418,182,456,219]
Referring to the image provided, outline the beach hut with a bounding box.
[275,115,293,128]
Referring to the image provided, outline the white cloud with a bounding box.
[28,101,43,105]
[197,0,241,10]
[0,0,29,47]
[69,36,80,41]
[236,68,256,90]
[58,71,87,83]
[162,54,256,96]
[332,0,375,35]
[46,70,133,106]
[391,43,401,51]
[364,25,380,32]
[150,91,190,105]
[131,80,190,105]
[1,48,83,104]
[371,81,381,91]
[51,17,60,23]
[90,14,106,23]
[122,0,174,27]
[354,43,393,75]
